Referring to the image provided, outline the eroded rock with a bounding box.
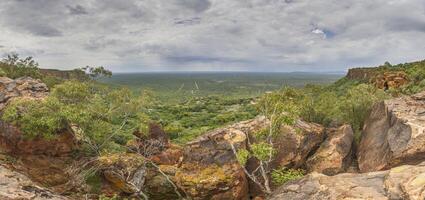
[306,124,354,175]
[0,76,49,111]
[175,163,248,200]
[269,162,425,200]
[358,91,425,172]
[0,165,68,200]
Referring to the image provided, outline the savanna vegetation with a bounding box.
[1,53,425,197]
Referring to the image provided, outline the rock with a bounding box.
[0,76,49,110]
[358,91,425,172]
[246,119,325,198]
[176,117,268,200]
[372,71,410,89]
[98,153,182,200]
[306,125,354,175]
[149,144,183,165]
[144,165,182,200]
[270,120,325,169]
[175,163,248,200]
[0,122,76,156]
[0,165,68,200]
[184,116,266,165]
[269,162,425,200]
[98,153,147,194]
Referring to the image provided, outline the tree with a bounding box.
[0,53,41,78]
[230,87,301,194]
[81,66,112,80]
[2,81,151,155]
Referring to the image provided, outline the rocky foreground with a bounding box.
[1,76,425,199]
[270,162,425,200]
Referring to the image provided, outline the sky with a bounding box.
[0,0,424,72]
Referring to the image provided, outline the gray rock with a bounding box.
[358,91,425,172]
[0,76,48,110]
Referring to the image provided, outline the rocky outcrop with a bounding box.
[371,71,410,89]
[175,163,248,200]
[346,68,378,81]
[306,125,354,175]
[358,91,425,172]
[0,165,68,200]
[0,77,49,111]
[0,77,78,194]
[184,116,266,165]
[177,117,267,200]
[269,162,425,200]
[98,153,147,194]
[0,124,75,156]
[270,120,325,169]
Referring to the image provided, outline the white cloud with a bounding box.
[0,0,424,72]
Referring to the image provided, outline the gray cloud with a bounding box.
[0,0,424,72]
[66,4,88,15]
[178,0,211,12]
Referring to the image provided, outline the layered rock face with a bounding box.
[306,125,354,175]
[269,120,326,169]
[358,91,425,172]
[176,117,268,200]
[0,77,77,195]
[269,162,425,200]
[0,77,49,110]
[371,71,410,89]
[0,165,68,200]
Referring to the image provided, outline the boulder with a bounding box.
[269,162,425,200]
[358,91,425,172]
[246,119,325,198]
[184,116,266,165]
[270,120,325,169]
[98,153,182,200]
[0,165,68,200]
[175,163,248,200]
[306,125,354,175]
[0,123,76,156]
[0,76,49,111]
[371,71,410,89]
[177,117,267,200]
[98,153,147,194]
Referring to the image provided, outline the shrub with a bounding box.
[0,68,6,76]
[1,81,152,154]
[271,167,305,186]
[0,53,42,79]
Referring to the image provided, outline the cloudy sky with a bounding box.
[0,0,424,72]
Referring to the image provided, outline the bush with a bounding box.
[0,68,6,76]
[1,81,152,154]
[271,167,305,186]
[0,53,42,79]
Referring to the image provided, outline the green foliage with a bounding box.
[82,66,112,80]
[152,96,257,144]
[2,98,66,139]
[1,81,152,154]
[0,53,42,79]
[271,167,305,186]
[0,68,6,76]
[338,84,388,132]
[262,81,389,140]
[251,142,275,161]
[98,195,120,200]
[236,149,250,166]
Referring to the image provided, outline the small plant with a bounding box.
[98,194,121,200]
[236,149,250,166]
[271,167,305,186]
